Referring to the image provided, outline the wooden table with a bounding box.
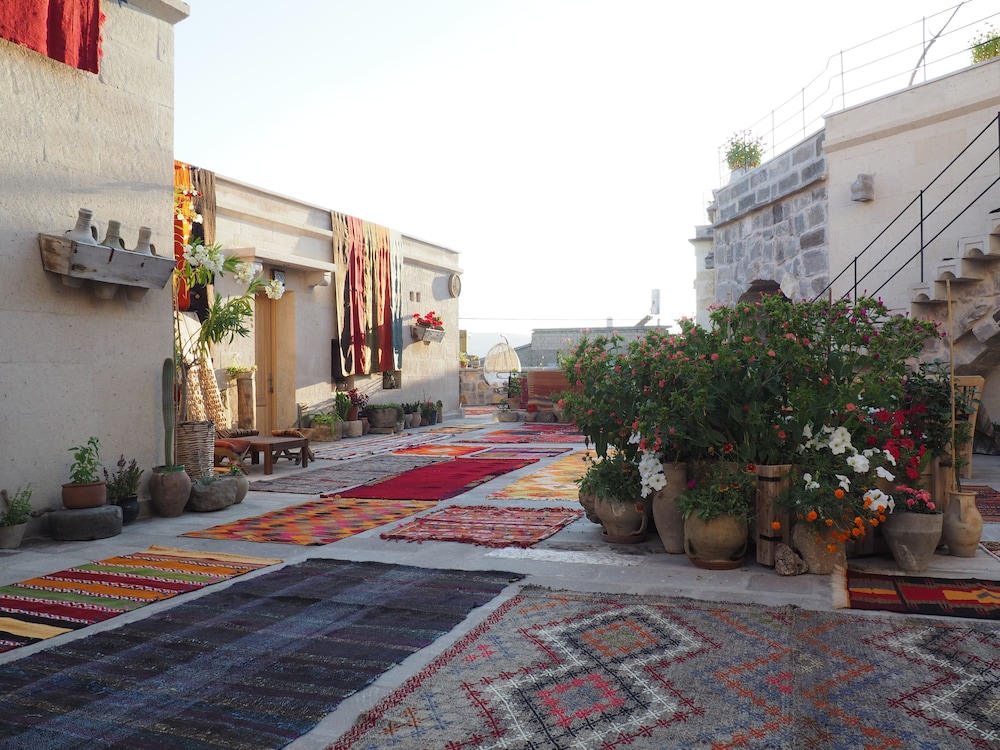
[247,436,310,475]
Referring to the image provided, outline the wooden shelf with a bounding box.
[38,234,176,300]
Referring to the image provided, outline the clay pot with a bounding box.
[149,466,192,518]
[791,523,846,574]
[61,481,107,509]
[651,462,687,554]
[882,511,944,572]
[594,495,648,543]
[943,489,983,557]
[684,512,747,569]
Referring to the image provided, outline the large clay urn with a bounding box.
[651,462,687,554]
[684,511,747,570]
[148,466,192,518]
[882,511,944,573]
[943,489,983,557]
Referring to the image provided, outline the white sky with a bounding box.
[173,0,990,348]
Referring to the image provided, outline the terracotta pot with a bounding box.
[594,495,648,543]
[360,416,370,435]
[577,490,601,524]
[791,523,846,574]
[882,511,943,573]
[346,406,359,422]
[61,481,107,509]
[651,462,687,554]
[943,489,983,557]
[684,512,747,569]
[148,466,192,518]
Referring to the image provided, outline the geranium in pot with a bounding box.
[677,461,755,570]
[62,436,107,509]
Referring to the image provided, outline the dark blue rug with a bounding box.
[0,559,520,749]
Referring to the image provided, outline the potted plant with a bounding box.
[420,400,436,426]
[409,401,424,427]
[187,468,238,512]
[581,452,647,543]
[346,387,368,422]
[62,436,107,509]
[436,399,444,423]
[309,411,342,441]
[412,310,445,342]
[104,455,143,525]
[724,130,764,171]
[971,24,1000,64]
[677,461,755,569]
[334,391,353,421]
[149,357,192,518]
[367,403,404,430]
[505,372,522,410]
[0,485,33,549]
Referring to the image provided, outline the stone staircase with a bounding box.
[912,212,1000,375]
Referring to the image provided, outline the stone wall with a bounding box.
[711,131,827,305]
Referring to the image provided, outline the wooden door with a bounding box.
[255,291,295,433]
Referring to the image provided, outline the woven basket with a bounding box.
[176,420,215,480]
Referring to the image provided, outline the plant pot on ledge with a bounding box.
[412,325,446,343]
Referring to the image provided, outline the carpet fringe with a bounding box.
[830,564,850,609]
[143,545,283,566]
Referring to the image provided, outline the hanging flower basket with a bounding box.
[412,324,446,342]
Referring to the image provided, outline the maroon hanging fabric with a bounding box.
[0,0,103,74]
[348,215,370,375]
[374,224,394,371]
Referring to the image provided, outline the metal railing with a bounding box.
[813,112,1000,302]
[720,1,1000,180]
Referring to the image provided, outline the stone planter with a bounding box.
[791,523,846,574]
[149,466,192,518]
[684,512,747,570]
[233,473,250,504]
[0,523,28,550]
[187,477,238,512]
[883,511,944,573]
[345,420,363,438]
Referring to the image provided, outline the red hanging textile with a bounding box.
[0,0,103,74]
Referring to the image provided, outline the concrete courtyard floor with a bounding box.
[2,413,999,748]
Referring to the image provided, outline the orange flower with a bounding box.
[826,544,838,554]
[806,510,818,522]
[825,518,834,526]
[834,488,845,499]
[771,521,781,531]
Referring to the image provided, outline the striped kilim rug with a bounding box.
[331,586,1000,750]
[328,458,536,501]
[181,497,436,545]
[380,505,584,547]
[838,568,1000,620]
[487,450,592,500]
[0,547,280,654]
[391,444,484,457]
[249,455,442,494]
[312,431,448,460]
[0,560,520,750]
[468,446,572,459]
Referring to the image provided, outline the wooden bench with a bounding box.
[247,435,310,475]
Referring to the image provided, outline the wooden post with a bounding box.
[236,372,255,431]
[756,464,793,566]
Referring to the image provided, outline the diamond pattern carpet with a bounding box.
[487,450,592,500]
[331,586,1000,749]
[181,498,436,545]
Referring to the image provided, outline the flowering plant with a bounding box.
[577,451,642,504]
[724,130,764,170]
[891,484,938,514]
[413,311,443,329]
[225,354,257,379]
[347,388,369,409]
[676,461,756,522]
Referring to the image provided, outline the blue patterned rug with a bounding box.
[332,586,1000,749]
[0,560,520,749]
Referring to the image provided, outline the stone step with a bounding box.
[934,257,985,282]
[959,233,1000,259]
[911,282,949,304]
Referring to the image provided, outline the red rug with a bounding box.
[380,505,583,547]
[325,458,536,501]
[182,498,435,545]
[964,484,1000,521]
[391,444,483,457]
[837,567,1000,619]
[459,429,586,445]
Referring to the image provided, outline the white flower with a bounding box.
[264,279,285,300]
[802,472,820,491]
[875,465,895,482]
[802,423,813,439]
[827,426,853,455]
[637,450,667,498]
[234,263,255,285]
[835,474,851,491]
[846,453,870,473]
[882,449,897,467]
[864,488,894,513]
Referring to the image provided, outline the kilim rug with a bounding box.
[331,586,1000,750]
[325,458,536,501]
[248,455,441,493]
[458,428,586,444]
[311,431,447,460]
[181,497,436,545]
[980,540,1000,564]
[837,567,1000,619]
[379,505,584,547]
[391,444,484,457]
[0,547,280,654]
[429,423,491,433]
[964,484,1000,521]
[0,560,521,750]
[487,450,592,500]
[469,445,572,459]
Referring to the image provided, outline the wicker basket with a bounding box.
[176,420,215,481]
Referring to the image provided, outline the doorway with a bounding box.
[254,290,296,433]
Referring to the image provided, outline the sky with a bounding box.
[173,0,991,355]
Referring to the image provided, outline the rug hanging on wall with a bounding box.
[0,547,280,654]
[487,450,592,500]
[0,559,521,750]
[380,505,584,547]
[326,458,536,501]
[836,567,1000,620]
[181,497,436,545]
[331,586,1000,750]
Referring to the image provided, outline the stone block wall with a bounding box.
[711,131,828,305]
